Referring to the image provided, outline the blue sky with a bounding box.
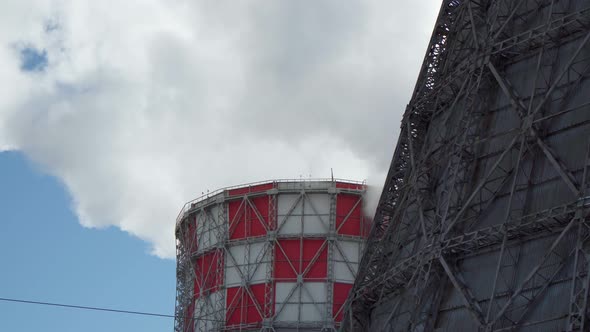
[0,152,176,332]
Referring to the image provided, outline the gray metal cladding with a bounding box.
[343,0,590,331]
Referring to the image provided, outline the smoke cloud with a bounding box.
[0,0,440,258]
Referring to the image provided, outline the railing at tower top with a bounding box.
[175,178,367,227]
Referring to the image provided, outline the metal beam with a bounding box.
[535,136,580,196]
[439,256,486,326]
[489,216,578,327]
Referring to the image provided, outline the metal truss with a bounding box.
[343,0,590,331]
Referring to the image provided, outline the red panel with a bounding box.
[333,283,353,322]
[193,250,223,297]
[228,183,275,196]
[249,284,267,322]
[226,284,268,326]
[274,239,327,280]
[226,287,242,325]
[274,240,298,279]
[336,182,365,190]
[229,196,270,240]
[228,200,246,239]
[251,196,269,235]
[184,299,195,332]
[336,194,364,236]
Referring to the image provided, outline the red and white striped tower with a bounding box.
[174,179,369,332]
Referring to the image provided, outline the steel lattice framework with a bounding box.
[343,0,590,331]
[174,179,368,332]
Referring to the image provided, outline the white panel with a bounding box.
[301,282,327,303]
[249,262,269,284]
[278,216,301,235]
[194,291,222,332]
[228,245,247,265]
[203,230,212,250]
[304,194,331,215]
[277,194,302,215]
[225,252,236,269]
[275,281,300,322]
[226,245,244,287]
[194,213,204,248]
[334,262,356,282]
[303,194,330,234]
[337,241,361,263]
[276,193,331,235]
[249,242,269,284]
[301,303,323,321]
[195,211,205,229]
[195,296,209,314]
[209,205,220,227]
[209,229,218,248]
[213,291,221,306]
[276,282,328,322]
[207,206,220,248]
[227,242,272,285]
[333,241,361,282]
[278,193,332,235]
[248,242,267,263]
[303,218,327,234]
[275,282,297,303]
[193,296,207,331]
[195,206,224,252]
[276,303,299,321]
[195,226,205,248]
[278,194,303,235]
[194,303,212,331]
[225,266,242,286]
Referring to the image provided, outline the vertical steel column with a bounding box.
[262,188,277,331]
[215,196,227,331]
[324,183,338,331]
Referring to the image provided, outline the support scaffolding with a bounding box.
[343,0,590,330]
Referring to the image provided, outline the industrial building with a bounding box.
[174,179,368,331]
[343,0,590,331]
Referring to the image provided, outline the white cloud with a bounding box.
[0,0,441,258]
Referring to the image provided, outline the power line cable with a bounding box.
[0,297,222,322]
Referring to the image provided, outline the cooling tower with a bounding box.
[174,179,368,331]
[343,1,590,331]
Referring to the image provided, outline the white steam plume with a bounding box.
[0,0,440,258]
